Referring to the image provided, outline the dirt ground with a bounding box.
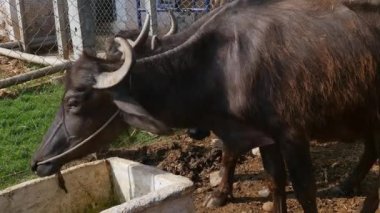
[0,37,28,79]
[72,132,376,213]
[0,55,27,78]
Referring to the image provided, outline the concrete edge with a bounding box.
[103,157,194,213]
[0,160,107,195]
[102,183,194,213]
[1,157,195,213]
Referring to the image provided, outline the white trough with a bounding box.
[0,157,194,213]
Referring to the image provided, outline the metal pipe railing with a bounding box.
[0,62,71,89]
[0,46,68,66]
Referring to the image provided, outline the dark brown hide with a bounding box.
[107,0,380,211]
[109,23,212,141]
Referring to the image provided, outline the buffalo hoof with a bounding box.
[203,191,230,208]
[361,190,379,213]
[329,186,350,196]
[331,183,357,197]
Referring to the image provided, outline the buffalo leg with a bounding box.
[361,190,379,213]
[204,148,238,207]
[260,144,287,213]
[205,123,275,208]
[338,138,376,196]
[281,140,317,213]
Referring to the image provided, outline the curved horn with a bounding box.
[93,37,134,89]
[163,11,177,37]
[128,14,151,48]
[151,35,158,50]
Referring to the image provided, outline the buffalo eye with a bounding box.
[75,86,87,92]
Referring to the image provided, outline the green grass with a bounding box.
[0,84,63,189]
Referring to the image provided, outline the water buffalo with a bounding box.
[107,0,380,208]
[32,0,380,212]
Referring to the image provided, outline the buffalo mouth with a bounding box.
[31,161,62,177]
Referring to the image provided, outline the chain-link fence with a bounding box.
[1,0,213,59]
[0,0,215,85]
[0,0,222,190]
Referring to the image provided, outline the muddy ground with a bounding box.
[67,132,377,213]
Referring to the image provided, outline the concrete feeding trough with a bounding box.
[0,157,194,213]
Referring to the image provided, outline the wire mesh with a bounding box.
[0,0,216,69]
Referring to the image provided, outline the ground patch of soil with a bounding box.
[0,55,28,78]
[68,132,378,212]
[0,38,28,79]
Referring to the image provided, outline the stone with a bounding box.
[209,170,222,187]
[196,187,204,193]
[233,182,239,188]
[262,201,274,212]
[258,188,270,198]
[211,138,223,150]
[251,148,261,156]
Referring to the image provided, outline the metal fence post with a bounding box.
[2,0,19,41]
[53,0,70,59]
[144,0,158,35]
[67,0,96,59]
[15,0,29,52]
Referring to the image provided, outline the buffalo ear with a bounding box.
[113,96,172,135]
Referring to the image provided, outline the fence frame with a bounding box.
[15,0,29,52]
[53,0,70,59]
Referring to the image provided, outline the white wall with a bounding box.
[0,0,54,42]
[0,0,18,41]
[112,0,201,35]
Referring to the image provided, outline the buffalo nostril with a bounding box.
[187,128,211,140]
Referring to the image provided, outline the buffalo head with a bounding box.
[31,15,171,177]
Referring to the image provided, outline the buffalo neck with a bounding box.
[125,33,221,127]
